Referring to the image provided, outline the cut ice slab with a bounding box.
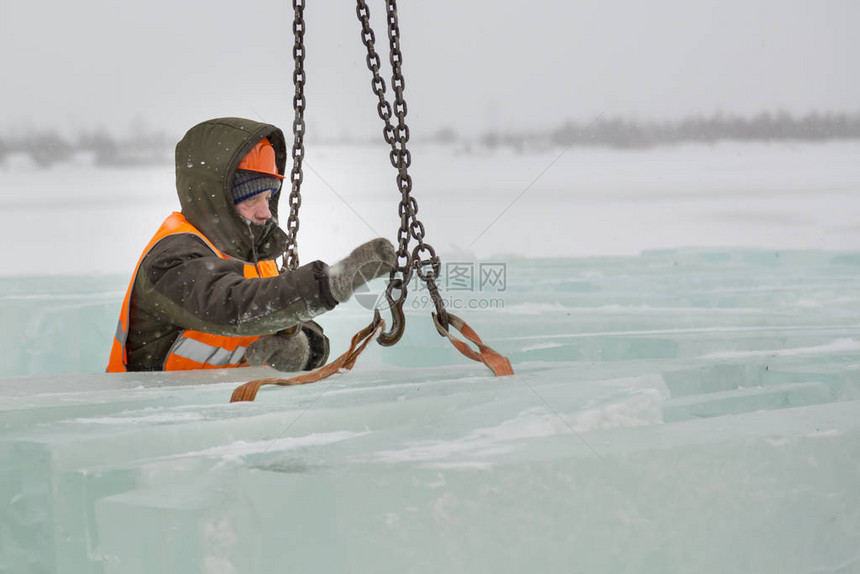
[3,359,860,574]
[89,378,860,574]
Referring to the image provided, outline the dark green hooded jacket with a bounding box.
[125,118,337,371]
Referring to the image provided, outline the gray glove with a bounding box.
[300,320,330,369]
[244,331,310,372]
[328,238,396,303]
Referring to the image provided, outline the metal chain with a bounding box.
[283,0,307,271]
[356,0,445,326]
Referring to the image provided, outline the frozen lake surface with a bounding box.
[2,141,859,277]
[1,142,860,573]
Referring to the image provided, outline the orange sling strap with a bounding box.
[107,212,280,373]
[230,316,384,402]
[229,311,514,402]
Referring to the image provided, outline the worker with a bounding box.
[107,117,394,372]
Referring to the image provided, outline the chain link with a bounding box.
[283,0,307,271]
[355,0,445,326]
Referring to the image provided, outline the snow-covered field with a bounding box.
[2,141,860,573]
[2,141,859,277]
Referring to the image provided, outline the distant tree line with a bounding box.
[2,111,860,167]
[466,110,860,152]
[0,127,173,168]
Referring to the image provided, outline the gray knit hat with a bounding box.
[231,170,282,205]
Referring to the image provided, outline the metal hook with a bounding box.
[375,297,406,346]
[425,279,449,334]
[376,278,407,347]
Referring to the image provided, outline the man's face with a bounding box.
[236,191,273,225]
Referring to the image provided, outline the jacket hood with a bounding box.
[175,117,289,261]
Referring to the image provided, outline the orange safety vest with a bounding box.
[107,212,280,372]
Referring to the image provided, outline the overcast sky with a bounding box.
[2,0,858,140]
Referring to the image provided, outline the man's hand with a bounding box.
[245,331,310,372]
[300,320,330,369]
[328,238,396,303]
[244,321,331,372]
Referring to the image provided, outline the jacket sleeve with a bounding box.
[133,234,338,337]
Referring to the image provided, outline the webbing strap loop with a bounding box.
[432,313,514,377]
[230,317,384,402]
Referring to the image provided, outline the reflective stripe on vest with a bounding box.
[107,212,280,372]
[162,331,261,370]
